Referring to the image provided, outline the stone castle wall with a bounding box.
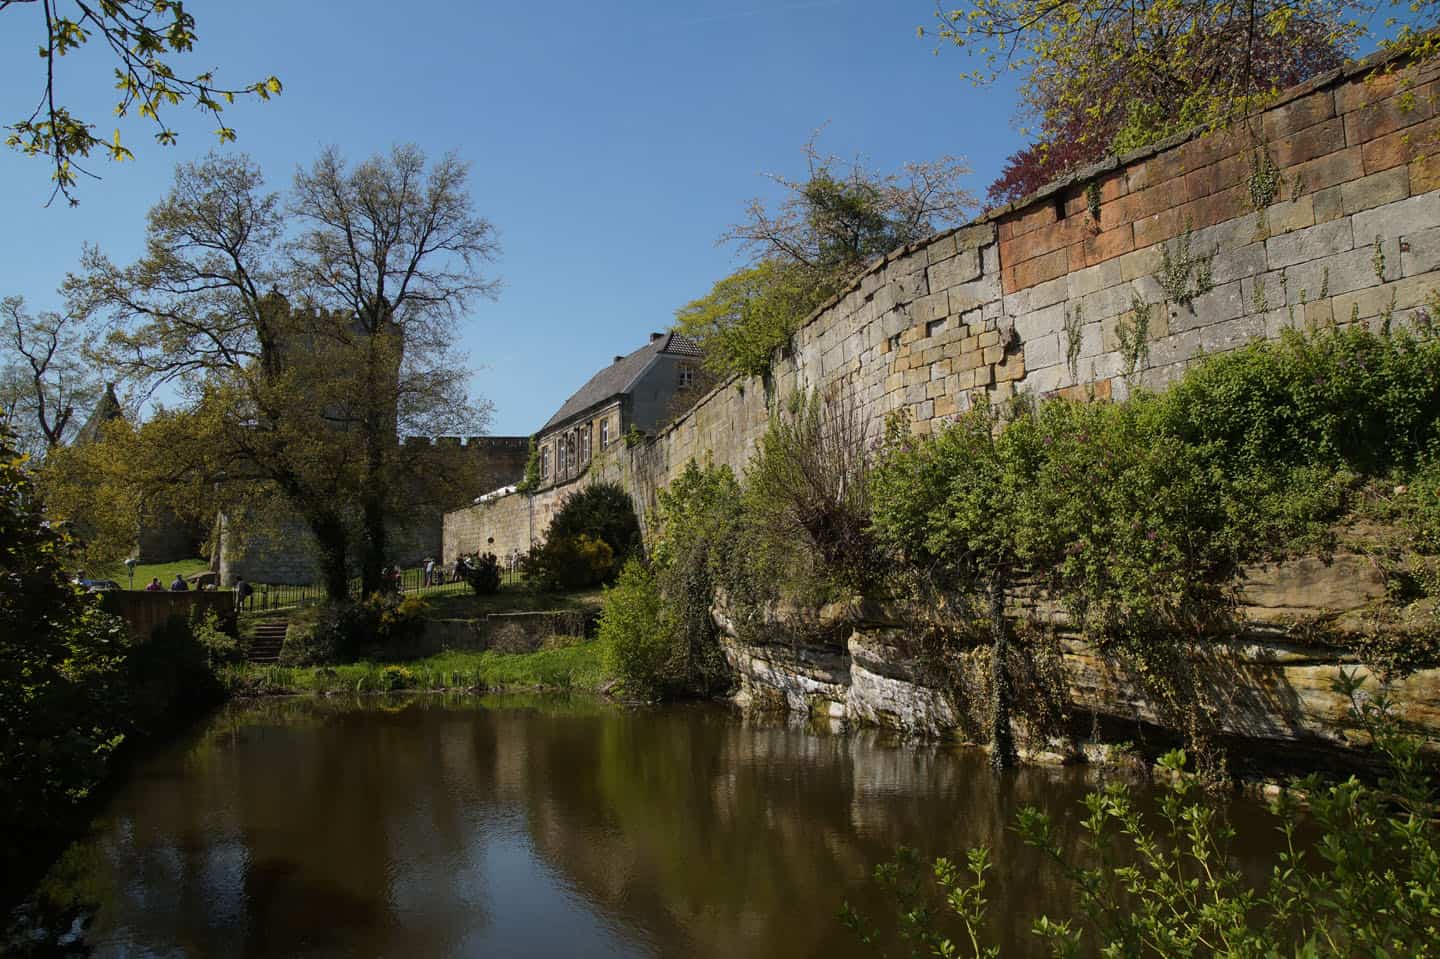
[220,435,529,585]
[445,45,1440,562]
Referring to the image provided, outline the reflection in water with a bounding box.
[58,694,1289,958]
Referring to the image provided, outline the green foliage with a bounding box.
[743,390,877,604]
[527,533,617,591]
[527,482,642,592]
[460,551,503,595]
[928,0,1360,158]
[848,672,1440,957]
[1117,294,1153,377]
[869,324,1440,760]
[600,461,741,699]
[6,0,282,204]
[0,423,131,905]
[683,139,971,381]
[515,438,542,495]
[1155,325,1440,479]
[1158,224,1217,307]
[599,558,674,700]
[674,261,834,379]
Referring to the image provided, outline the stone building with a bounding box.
[533,331,703,491]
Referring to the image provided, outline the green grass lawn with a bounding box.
[96,557,211,589]
[227,640,611,695]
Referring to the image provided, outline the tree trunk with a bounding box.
[308,511,352,603]
[988,573,1017,770]
[359,493,387,597]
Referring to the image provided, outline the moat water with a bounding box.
[43,694,1293,957]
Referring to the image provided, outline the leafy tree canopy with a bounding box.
[5,0,282,205]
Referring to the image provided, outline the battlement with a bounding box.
[402,434,529,449]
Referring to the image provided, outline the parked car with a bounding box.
[81,579,122,592]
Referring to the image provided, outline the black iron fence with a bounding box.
[236,558,525,612]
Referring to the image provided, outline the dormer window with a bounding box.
[678,363,696,389]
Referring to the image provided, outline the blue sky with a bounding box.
[0,0,1027,435]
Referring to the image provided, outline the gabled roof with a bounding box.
[73,383,123,446]
[540,332,701,434]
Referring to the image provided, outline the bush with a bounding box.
[460,551,502,595]
[743,388,876,604]
[526,482,640,592]
[599,558,673,699]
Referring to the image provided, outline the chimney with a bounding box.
[650,331,664,342]
[614,355,625,363]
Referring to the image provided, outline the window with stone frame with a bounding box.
[600,417,611,449]
[678,362,697,389]
[541,445,551,479]
[581,424,592,462]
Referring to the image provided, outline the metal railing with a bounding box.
[236,559,525,612]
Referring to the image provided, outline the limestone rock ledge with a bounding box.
[718,552,1440,762]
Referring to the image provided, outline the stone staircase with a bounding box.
[247,620,289,664]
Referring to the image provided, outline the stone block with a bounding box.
[1343,79,1438,147]
[1264,195,1315,235]
[978,329,1001,348]
[1401,226,1440,277]
[954,222,997,251]
[1083,223,1136,264]
[1014,302,1065,342]
[1206,318,1261,361]
[1133,206,1184,249]
[1330,273,1437,321]
[1264,88,1337,141]
[1068,256,1122,301]
[1265,217,1355,269]
[912,291,949,324]
[1119,245,1163,282]
[1413,154,1440,194]
[1341,166,1411,215]
[925,233,958,265]
[1026,274,1070,311]
[1290,145,1364,194]
[928,248,981,291]
[1210,242,1270,285]
[1363,116,1440,174]
[1023,331,1063,369]
[1353,192,1440,243]
[1313,185,1345,223]
[1273,117,1345,167]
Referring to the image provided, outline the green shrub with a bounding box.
[599,558,673,699]
[673,261,834,379]
[743,388,876,604]
[460,551,502,595]
[526,482,640,592]
[526,532,616,591]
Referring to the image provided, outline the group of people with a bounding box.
[420,556,471,587]
[143,574,194,592]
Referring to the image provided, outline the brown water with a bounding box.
[52,694,1290,958]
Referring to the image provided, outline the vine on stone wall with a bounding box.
[1116,294,1152,376]
[1157,222,1217,306]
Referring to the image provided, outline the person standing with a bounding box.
[234,577,254,610]
[169,574,189,591]
[144,577,163,592]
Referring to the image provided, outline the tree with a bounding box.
[5,0,281,205]
[0,418,129,908]
[870,404,1046,768]
[927,0,1360,206]
[724,136,972,284]
[0,295,104,457]
[677,139,973,380]
[60,148,499,599]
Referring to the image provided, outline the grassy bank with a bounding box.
[225,640,611,695]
